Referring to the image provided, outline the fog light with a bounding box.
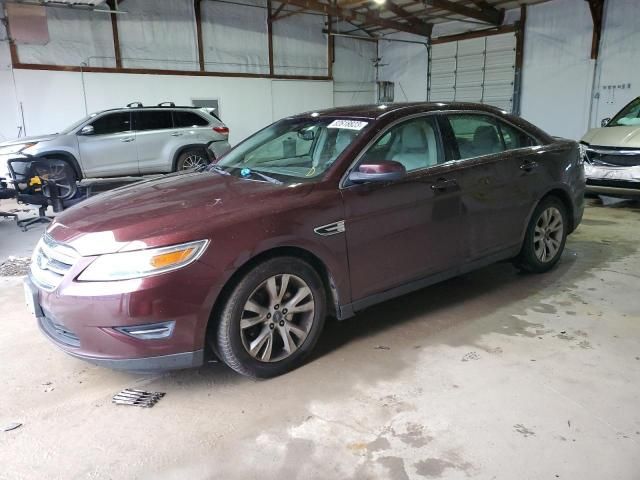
[116,321,175,340]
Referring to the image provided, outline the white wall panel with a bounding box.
[520,0,593,140]
[591,0,640,127]
[272,13,327,76]
[333,36,376,106]
[201,0,269,74]
[12,69,86,136]
[378,33,429,102]
[271,80,334,120]
[16,7,114,67]
[116,0,199,71]
[1,69,333,144]
[0,7,20,141]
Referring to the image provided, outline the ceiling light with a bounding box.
[373,0,386,4]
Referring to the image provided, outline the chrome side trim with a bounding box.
[314,220,346,236]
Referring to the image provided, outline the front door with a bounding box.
[341,115,465,302]
[77,111,138,177]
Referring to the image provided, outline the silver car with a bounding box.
[0,103,231,186]
[580,96,640,196]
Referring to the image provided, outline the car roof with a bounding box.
[291,102,510,120]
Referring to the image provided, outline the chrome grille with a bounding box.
[30,234,79,291]
[585,147,640,167]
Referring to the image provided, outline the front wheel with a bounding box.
[213,257,326,378]
[515,196,568,273]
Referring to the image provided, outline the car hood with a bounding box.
[48,171,315,256]
[581,126,640,148]
[0,134,59,147]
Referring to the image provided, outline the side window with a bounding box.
[134,111,173,131]
[447,114,504,160]
[497,120,537,149]
[360,117,441,172]
[174,111,209,128]
[90,112,131,135]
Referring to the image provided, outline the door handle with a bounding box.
[520,160,539,172]
[120,137,135,142]
[430,178,458,191]
[170,132,183,137]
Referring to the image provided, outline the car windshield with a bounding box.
[214,117,369,182]
[58,113,99,134]
[608,97,640,127]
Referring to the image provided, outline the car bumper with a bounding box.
[25,262,216,371]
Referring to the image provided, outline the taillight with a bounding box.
[213,126,229,135]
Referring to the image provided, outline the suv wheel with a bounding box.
[176,148,209,171]
[515,196,568,273]
[213,257,326,378]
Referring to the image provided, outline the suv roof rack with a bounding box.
[127,102,143,107]
[157,102,176,107]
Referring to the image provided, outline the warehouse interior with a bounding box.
[0,0,638,478]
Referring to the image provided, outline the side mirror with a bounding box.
[79,125,94,136]
[348,160,406,184]
[298,128,315,141]
[601,118,611,127]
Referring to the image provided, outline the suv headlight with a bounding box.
[0,143,36,155]
[77,240,209,281]
[578,142,588,164]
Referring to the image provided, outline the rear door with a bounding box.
[133,110,174,174]
[77,111,137,177]
[439,112,540,259]
[341,114,466,302]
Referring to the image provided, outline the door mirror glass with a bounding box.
[79,125,94,136]
[348,161,406,184]
[601,117,611,127]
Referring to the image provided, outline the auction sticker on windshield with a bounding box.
[327,120,368,130]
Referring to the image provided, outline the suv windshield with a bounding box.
[608,97,640,127]
[214,117,369,182]
[59,113,98,134]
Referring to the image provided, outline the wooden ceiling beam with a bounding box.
[426,0,503,25]
[273,0,432,36]
[385,1,433,34]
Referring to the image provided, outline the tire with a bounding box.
[515,195,568,273]
[213,257,326,378]
[175,148,210,171]
[39,158,78,201]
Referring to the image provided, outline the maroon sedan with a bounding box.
[25,103,585,378]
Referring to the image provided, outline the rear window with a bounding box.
[134,111,173,131]
[174,111,209,128]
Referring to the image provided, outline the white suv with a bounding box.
[0,103,231,184]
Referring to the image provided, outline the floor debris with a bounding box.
[112,388,165,408]
[0,257,30,276]
[2,422,22,432]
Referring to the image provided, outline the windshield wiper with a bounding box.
[208,164,231,175]
[246,170,283,185]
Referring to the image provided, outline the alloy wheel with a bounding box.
[533,206,564,263]
[181,154,208,170]
[240,274,315,363]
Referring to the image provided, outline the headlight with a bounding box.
[578,143,588,163]
[0,143,36,155]
[77,240,209,281]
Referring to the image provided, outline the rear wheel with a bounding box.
[176,148,209,171]
[515,196,568,273]
[213,257,326,378]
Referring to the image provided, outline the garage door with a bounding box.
[428,33,517,113]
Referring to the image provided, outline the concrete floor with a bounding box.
[0,200,639,480]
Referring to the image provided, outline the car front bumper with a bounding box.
[584,164,640,197]
[25,261,216,372]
